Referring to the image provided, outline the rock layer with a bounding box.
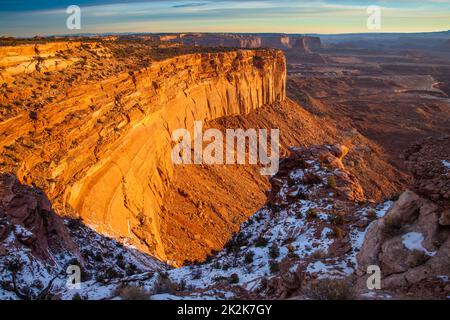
[0,47,286,261]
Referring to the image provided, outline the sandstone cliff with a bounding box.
[154,33,322,52]
[0,44,286,261]
[0,42,83,82]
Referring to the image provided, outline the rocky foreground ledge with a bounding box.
[1,141,447,300]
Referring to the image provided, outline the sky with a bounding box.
[0,0,449,37]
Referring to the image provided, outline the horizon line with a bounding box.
[5,29,450,39]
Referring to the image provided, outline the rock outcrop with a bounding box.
[356,136,450,298]
[0,173,79,262]
[0,44,286,261]
[0,173,165,300]
[290,36,323,53]
[0,42,82,82]
[155,33,322,52]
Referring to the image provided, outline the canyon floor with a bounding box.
[0,35,449,299]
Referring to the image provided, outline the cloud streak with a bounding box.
[0,0,449,36]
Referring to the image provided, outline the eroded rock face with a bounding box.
[357,137,450,297]
[0,173,165,299]
[156,33,322,52]
[0,47,286,261]
[404,135,450,203]
[0,42,82,81]
[0,173,79,262]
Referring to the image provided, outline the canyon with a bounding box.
[0,33,449,299]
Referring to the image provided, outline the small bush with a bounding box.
[269,242,280,259]
[225,233,249,252]
[366,209,377,219]
[308,278,355,300]
[287,244,299,258]
[310,249,327,260]
[254,236,269,248]
[6,259,22,273]
[105,267,121,279]
[269,260,280,274]
[327,176,337,189]
[71,293,83,300]
[306,208,319,219]
[332,226,343,239]
[153,272,176,294]
[244,251,255,264]
[229,273,240,284]
[303,173,322,185]
[114,285,151,300]
[329,213,344,225]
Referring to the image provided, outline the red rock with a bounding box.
[0,173,80,263]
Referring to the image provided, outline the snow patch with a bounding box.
[402,232,436,256]
[441,160,450,170]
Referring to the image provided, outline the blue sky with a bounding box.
[0,0,449,37]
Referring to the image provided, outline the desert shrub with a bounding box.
[254,236,269,248]
[329,213,344,225]
[310,249,327,260]
[258,277,268,292]
[114,285,151,300]
[303,172,322,185]
[229,273,240,284]
[6,258,22,273]
[174,279,186,291]
[269,260,280,274]
[332,226,343,239]
[327,176,337,189]
[269,242,280,259]
[306,208,319,219]
[244,251,255,264]
[153,272,176,294]
[287,244,299,258]
[71,293,83,300]
[116,254,125,268]
[28,111,38,120]
[225,233,249,253]
[366,209,377,219]
[105,267,121,279]
[93,252,103,262]
[307,278,355,300]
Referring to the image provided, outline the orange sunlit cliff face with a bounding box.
[0,32,449,300]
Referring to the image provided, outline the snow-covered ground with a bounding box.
[0,145,401,300]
